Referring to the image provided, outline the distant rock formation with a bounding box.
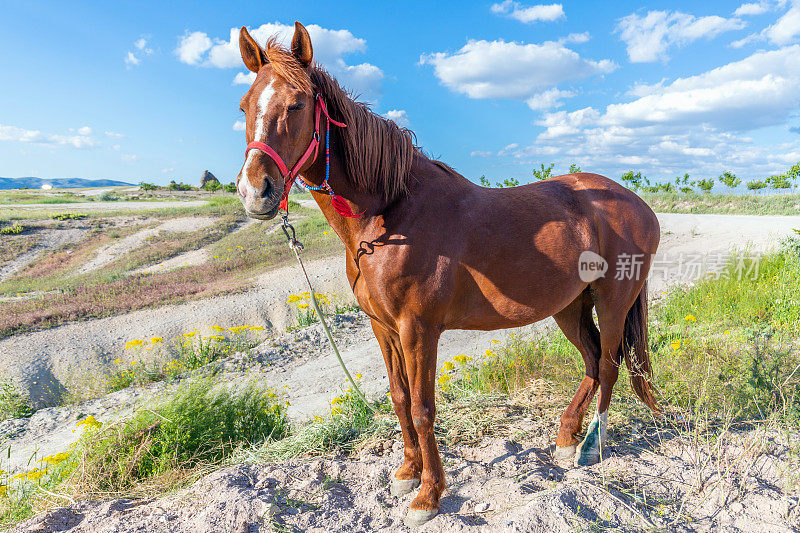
[200,170,219,187]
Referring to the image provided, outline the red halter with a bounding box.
[245,94,348,212]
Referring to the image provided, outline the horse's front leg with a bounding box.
[371,319,422,495]
[398,318,446,527]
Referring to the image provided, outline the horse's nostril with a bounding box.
[261,178,274,198]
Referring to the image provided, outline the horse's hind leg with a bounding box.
[552,289,601,466]
[371,319,422,496]
[573,277,646,466]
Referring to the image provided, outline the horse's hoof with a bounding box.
[574,450,601,467]
[390,477,420,497]
[404,508,439,528]
[553,444,577,468]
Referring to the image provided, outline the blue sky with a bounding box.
[1,0,799,186]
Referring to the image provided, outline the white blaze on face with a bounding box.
[240,81,277,202]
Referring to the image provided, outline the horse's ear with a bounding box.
[239,26,267,73]
[291,21,313,67]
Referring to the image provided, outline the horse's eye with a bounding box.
[288,102,305,111]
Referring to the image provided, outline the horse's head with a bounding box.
[236,22,316,219]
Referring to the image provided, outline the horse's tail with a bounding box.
[620,282,660,412]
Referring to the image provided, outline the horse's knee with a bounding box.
[410,402,435,433]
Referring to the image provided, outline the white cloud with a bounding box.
[490,1,565,23]
[125,52,140,67]
[382,109,410,128]
[176,23,384,100]
[104,131,124,138]
[734,3,769,16]
[560,32,590,45]
[420,39,615,99]
[495,45,800,179]
[0,124,95,149]
[121,154,138,162]
[526,88,575,110]
[125,37,154,68]
[764,3,800,45]
[77,126,92,135]
[176,31,212,64]
[233,120,246,131]
[233,72,256,85]
[162,167,174,173]
[616,10,746,62]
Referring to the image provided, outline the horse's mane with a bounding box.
[265,39,418,202]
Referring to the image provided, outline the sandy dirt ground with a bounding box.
[3,212,800,531]
[79,216,216,273]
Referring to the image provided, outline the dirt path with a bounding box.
[79,216,216,273]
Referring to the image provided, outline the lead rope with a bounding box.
[280,214,376,413]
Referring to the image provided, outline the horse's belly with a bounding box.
[445,267,585,331]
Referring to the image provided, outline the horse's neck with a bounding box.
[300,150,383,253]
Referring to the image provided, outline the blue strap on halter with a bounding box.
[297,116,333,194]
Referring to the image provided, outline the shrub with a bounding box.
[620,171,644,190]
[718,170,741,189]
[0,223,24,235]
[696,178,715,194]
[766,174,793,190]
[0,378,33,421]
[747,180,767,192]
[97,192,120,202]
[168,181,193,191]
[532,163,554,181]
[223,183,237,193]
[568,163,581,173]
[52,213,87,221]
[138,182,159,191]
[70,378,289,493]
[202,180,222,192]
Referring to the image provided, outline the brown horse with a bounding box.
[235,22,660,527]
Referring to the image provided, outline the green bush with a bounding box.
[167,181,193,191]
[0,223,24,235]
[202,180,222,192]
[52,213,87,221]
[71,378,289,492]
[138,182,159,191]
[97,192,120,202]
[0,378,33,421]
[532,163,555,181]
[223,183,237,193]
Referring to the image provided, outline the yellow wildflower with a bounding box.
[287,295,302,303]
[0,485,7,497]
[437,374,450,387]
[250,326,265,331]
[77,415,102,430]
[113,358,122,364]
[26,470,45,482]
[685,314,697,322]
[453,354,468,365]
[442,361,455,372]
[229,326,249,334]
[124,339,143,350]
[211,325,225,332]
[671,340,681,351]
[331,397,342,405]
[150,337,163,343]
[183,331,197,338]
[355,373,362,380]
[297,303,309,309]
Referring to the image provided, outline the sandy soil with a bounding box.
[3,212,800,531]
[78,216,216,273]
[16,416,798,531]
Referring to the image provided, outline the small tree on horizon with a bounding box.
[532,163,555,181]
[747,180,767,193]
[697,178,715,194]
[718,171,741,190]
[568,163,581,173]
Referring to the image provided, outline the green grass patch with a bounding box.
[0,378,33,421]
[641,191,800,215]
[0,378,289,522]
